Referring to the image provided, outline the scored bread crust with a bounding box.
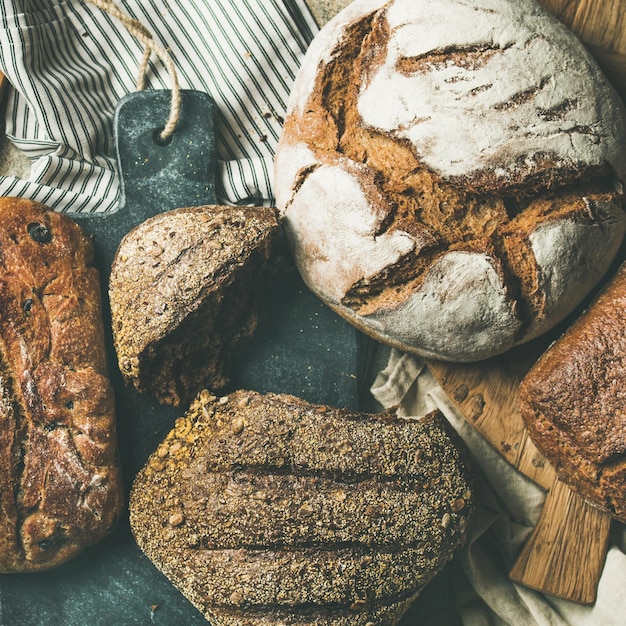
[0,197,123,572]
[129,389,478,625]
[274,0,626,362]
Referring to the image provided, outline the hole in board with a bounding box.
[152,127,173,147]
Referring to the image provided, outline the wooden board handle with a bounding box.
[428,356,612,604]
[509,477,612,605]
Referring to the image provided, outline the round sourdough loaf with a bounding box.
[274,0,626,361]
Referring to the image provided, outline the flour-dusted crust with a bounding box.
[275,0,626,361]
[0,197,123,572]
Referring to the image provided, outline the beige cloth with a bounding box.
[371,348,626,626]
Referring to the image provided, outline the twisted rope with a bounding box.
[86,0,181,141]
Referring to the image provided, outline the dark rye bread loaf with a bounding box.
[519,262,626,522]
[129,389,477,626]
[0,197,123,572]
[274,0,626,362]
[109,205,280,406]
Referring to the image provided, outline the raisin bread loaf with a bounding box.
[519,262,626,522]
[0,197,123,572]
[129,389,477,625]
[275,0,626,362]
[109,205,279,406]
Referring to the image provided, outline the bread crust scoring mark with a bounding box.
[130,389,478,624]
[275,0,626,361]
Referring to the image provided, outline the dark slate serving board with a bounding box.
[0,90,365,625]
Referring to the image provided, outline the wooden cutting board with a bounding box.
[428,0,626,605]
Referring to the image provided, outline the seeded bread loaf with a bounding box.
[519,262,626,522]
[129,389,477,625]
[109,205,280,406]
[275,0,626,362]
[0,197,123,572]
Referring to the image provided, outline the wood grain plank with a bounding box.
[429,346,612,604]
[538,0,626,53]
[428,342,557,491]
[509,477,612,605]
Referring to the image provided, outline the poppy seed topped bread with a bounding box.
[519,262,626,522]
[0,197,123,572]
[274,0,626,362]
[109,205,280,406]
[129,389,477,625]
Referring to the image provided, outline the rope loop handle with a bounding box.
[86,0,181,141]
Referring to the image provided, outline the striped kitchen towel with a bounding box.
[0,0,318,212]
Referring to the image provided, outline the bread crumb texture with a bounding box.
[275,0,626,361]
[109,204,279,406]
[0,197,123,572]
[520,262,626,522]
[130,389,478,625]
